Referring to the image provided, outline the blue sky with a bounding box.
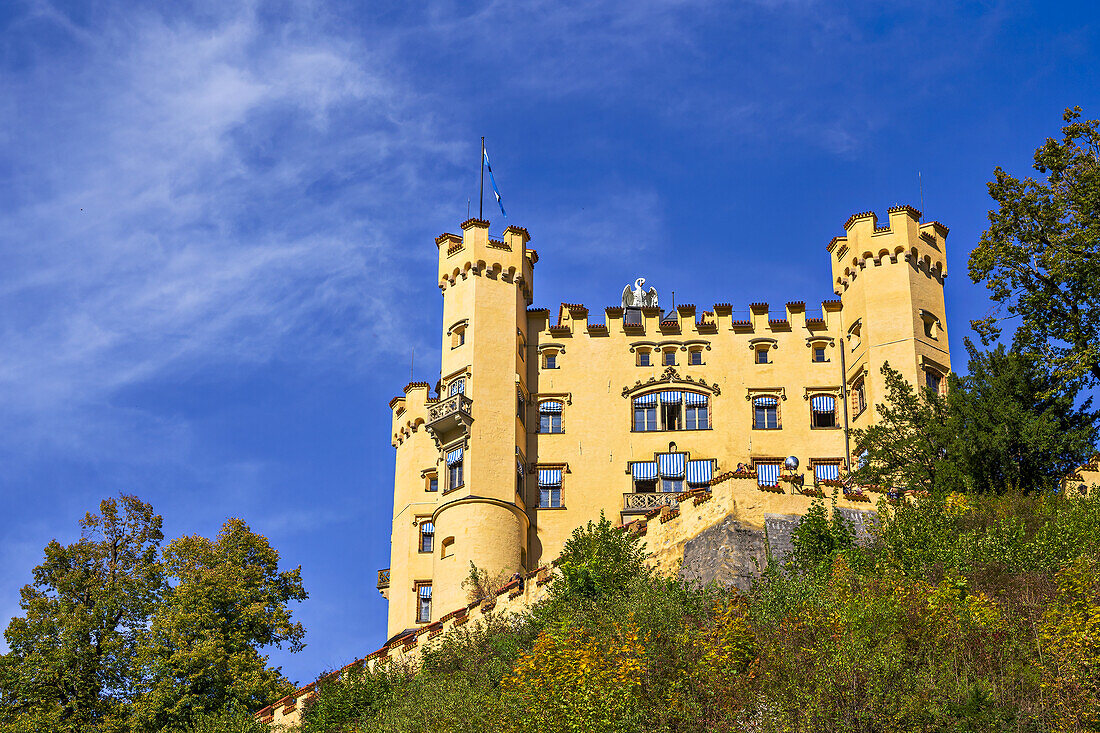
[1,0,1097,685]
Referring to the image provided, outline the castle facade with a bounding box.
[381,206,951,638]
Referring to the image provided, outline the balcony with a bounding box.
[622,492,680,516]
[377,568,390,598]
[427,393,473,446]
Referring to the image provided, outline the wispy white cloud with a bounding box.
[0,1,463,460]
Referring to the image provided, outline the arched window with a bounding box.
[449,378,465,396]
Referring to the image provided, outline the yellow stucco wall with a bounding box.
[384,208,951,638]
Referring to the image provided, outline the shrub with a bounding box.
[501,621,646,733]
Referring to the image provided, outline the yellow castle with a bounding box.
[381,206,951,638]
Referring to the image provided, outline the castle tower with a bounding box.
[826,206,951,434]
[386,219,535,637]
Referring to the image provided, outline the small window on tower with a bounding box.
[543,352,558,369]
[848,320,862,352]
[445,448,464,491]
[416,583,432,623]
[425,473,438,493]
[920,310,942,340]
[851,378,867,416]
[813,346,827,363]
[450,324,466,349]
[637,350,651,367]
[925,369,943,395]
[689,349,703,365]
[418,521,434,553]
[755,348,769,364]
[663,350,676,366]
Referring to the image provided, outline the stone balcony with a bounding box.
[621,492,680,516]
[426,393,473,446]
[376,568,390,599]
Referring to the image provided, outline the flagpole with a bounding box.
[479,137,485,220]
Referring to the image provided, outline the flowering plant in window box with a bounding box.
[757,483,785,494]
[820,479,844,488]
[800,486,825,498]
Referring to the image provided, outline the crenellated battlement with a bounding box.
[539,298,842,337]
[827,205,948,294]
[390,382,433,447]
[436,219,536,304]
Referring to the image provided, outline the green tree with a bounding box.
[549,513,649,604]
[0,495,165,732]
[788,497,855,573]
[131,519,307,731]
[969,107,1100,391]
[949,340,1097,493]
[850,363,956,493]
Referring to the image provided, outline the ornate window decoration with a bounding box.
[749,337,778,365]
[847,318,863,352]
[920,356,949,397]
[448,319,468,349]
[622,366,720,398]
[919,309,942,340]
[807,336,833,363]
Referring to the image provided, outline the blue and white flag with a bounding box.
[483,147,507,218]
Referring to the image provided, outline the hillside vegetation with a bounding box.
[248,492,1100,733]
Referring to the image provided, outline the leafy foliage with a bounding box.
[501,622,646,733]
[0,496,305,733]
[0,495,164,732]
[132,519,307,731]
[547,513,649,606]
[850,362,955,493]
[948,341,1097,494]
[788,495,855,573]
[853,353,1096,495]
[301,493,1100,733]
[969,107,1100,391]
